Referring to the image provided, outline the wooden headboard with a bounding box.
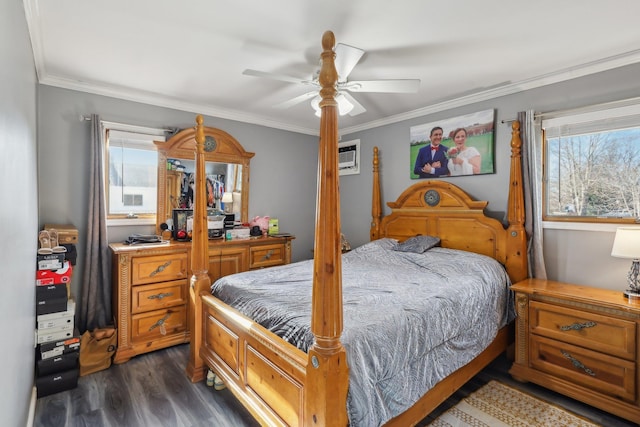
[370,123,527,284]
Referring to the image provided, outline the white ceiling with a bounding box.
[25,0,640,135]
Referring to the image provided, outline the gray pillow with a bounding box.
[393,235,441,253]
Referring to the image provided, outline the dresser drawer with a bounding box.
[131,306,187,342]
[530,335,636,403]
[249,244,286,269]
[530,301,636,360]
[131,280,187,314]
[131,253,188,285]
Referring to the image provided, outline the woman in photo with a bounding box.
[447,127,481,176]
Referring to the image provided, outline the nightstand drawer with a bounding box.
[131,254,188,285]
[249,244,286,269]
[131,280,187,314]
[531,335,636,403]
[530,301,636,360]
[131,306,187,342]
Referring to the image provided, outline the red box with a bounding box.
[36,261,73,286]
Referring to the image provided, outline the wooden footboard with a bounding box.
[200,294,307,426]
[201,289,512,427]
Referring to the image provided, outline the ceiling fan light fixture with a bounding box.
[311,93,353,117]
[336,93,354,116]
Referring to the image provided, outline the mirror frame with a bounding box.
[154,126,254,234]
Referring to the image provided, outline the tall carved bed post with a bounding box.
[305,31,349,425]
[370,146,381,241]
[186,115,211,380]
[505,120,528,283]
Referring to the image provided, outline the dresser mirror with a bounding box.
[154,126,254,235]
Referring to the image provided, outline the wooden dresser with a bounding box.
[110,235,293,364]
[509,278,640,424]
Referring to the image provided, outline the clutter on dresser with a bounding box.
[35,224,81,397]
[268,218,279,236]
[123,234,166,245]
[249,215,270,235]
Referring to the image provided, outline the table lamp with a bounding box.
[611,227,640,298]
[221,192,233,214]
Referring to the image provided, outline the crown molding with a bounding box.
[25,0,640,139]
[340,48,640,135]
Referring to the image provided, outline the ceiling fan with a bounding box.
[242,43,420,117]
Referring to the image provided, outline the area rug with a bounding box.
[428,380,599,427]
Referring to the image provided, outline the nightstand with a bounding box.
[509,278,640,424]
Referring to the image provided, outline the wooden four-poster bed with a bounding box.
[186,31,527,426]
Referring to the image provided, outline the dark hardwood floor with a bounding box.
[34,344,637,427]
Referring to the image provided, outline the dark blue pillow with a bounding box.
[393,235,441,253]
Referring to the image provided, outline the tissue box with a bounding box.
[228,227,250,240]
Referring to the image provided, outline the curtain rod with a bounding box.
[79,114,178,134]
[501,95,640,124]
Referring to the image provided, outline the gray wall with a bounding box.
[341,63,640,292]
[38,64,640,307]
[37,86,319,301]
[1,0,39,425]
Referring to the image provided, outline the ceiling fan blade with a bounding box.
[242,69,316,86]
[342,79,420,93]
[273,91,318,109]
[334,43,365,82]
[341,92,366,117]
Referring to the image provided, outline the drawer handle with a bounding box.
[561,350,596,377]
[559,321,596,331]
[149,261,172,277]
[261,250,274,261]
[148,292,174,300]
[149,313,171,335]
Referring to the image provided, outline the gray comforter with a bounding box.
[211,238,515,426]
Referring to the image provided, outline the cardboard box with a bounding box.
[37,299,75,329]
[38,314,74,330]
[36,297,68,316]
[44,223,78,244]
[36,368,79,397]
[37,326,75,344]
[39,330,80,360]
[36,351,79,377]
[37,253,65,271]
[36,261,72,285]
[36,284,67,301]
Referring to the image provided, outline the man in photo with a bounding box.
[413,126,449,178]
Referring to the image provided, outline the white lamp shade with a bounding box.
[221,192,233,203]
[611,227,640,259]
[311,93,353,117]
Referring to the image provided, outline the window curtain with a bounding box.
[79,114,112,333]
[518,110,547,279]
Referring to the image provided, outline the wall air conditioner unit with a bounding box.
[338,139,360,176]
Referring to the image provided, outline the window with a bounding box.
[542,102,640,223]
[103,122,166,221]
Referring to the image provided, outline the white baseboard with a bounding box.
[26,386,36,427]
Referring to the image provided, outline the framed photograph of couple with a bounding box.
[410,109,495,179]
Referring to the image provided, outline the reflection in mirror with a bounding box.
[155,125,254,235]
[165,159,242,216]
